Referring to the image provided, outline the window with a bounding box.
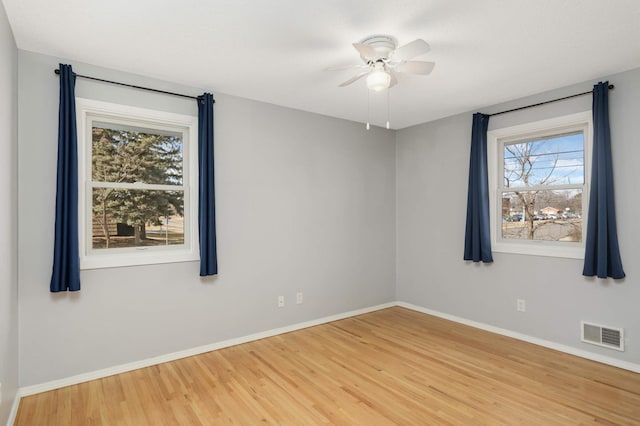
[487,111,592,258]
[76,98,198,269]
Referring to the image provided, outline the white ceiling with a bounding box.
[3,0,640,129]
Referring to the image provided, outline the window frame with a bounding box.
[487,111,592,259]
[76,98,199,270]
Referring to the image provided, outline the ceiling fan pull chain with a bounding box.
[366,88,371,130]
[386,89,390,129]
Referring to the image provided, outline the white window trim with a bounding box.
[487,111,592,259]
[76,98,199,269]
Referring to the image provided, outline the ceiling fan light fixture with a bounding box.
[327,35,433,127]
[366,65,391,92]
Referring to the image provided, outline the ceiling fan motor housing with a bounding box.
[359,35,397,61]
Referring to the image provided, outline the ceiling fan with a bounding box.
[326,35,435,91]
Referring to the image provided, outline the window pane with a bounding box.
[501,189,582,242]
[504,132,584,187]
[92,188,184,249]
[92,125,183,185]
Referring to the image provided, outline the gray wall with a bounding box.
[18,51,396,386]
[396,68,640,365]
[0,1,18,423]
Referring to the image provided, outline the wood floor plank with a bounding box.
[14,307,640,425]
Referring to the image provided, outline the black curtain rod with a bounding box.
[487,84,614,117]
[54,69,213,102]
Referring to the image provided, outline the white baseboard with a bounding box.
[396,301,640,374]
[18,302,396,398]
[6,390,21,426]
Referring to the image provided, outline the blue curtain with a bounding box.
[464,113,493,262]
[197,93,218,276]
[50,64,80,292]
[583,82,625,279]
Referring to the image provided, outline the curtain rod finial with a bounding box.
[54,69,60,75]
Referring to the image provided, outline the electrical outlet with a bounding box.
[277,296,285,308]
[517,299,526,312]
[296,292,303,305]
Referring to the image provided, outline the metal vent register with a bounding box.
[581,321,624,351]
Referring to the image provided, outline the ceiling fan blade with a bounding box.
[392,39,431,60]
[338,70,370,87]
[352,43,377,61]
[394,61,435,75]
[389,70,398,88]
[324,64,368,72]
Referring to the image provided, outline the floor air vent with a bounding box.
[581,321,624,351]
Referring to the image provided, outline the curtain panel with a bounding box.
[197,93,218,276]
[583,82,625,279]
[50,64,81,292]
[464,113,493,263]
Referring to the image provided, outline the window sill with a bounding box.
[81,249,199,270]
[493,241,584,259]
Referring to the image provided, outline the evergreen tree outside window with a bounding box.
[76,99,198,269]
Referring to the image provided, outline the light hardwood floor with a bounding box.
[15,307,640,425]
